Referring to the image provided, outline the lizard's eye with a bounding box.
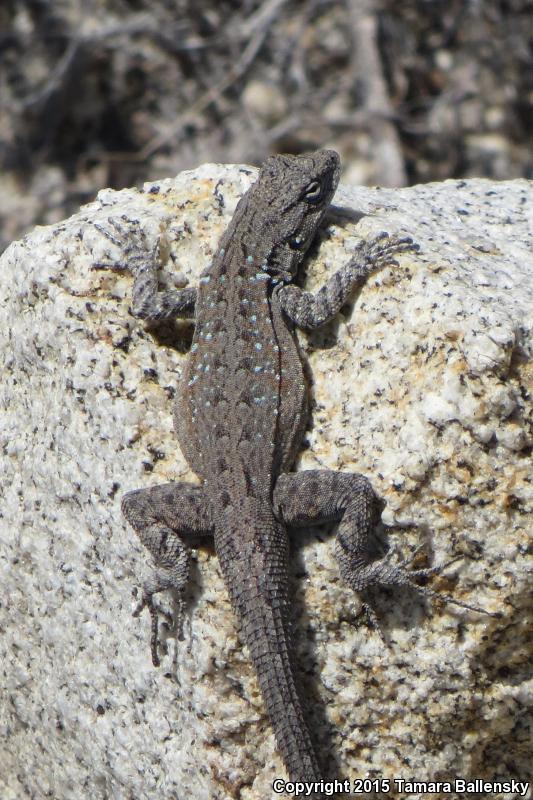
[304,180,323,203]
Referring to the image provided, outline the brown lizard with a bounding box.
[95,150,481,796]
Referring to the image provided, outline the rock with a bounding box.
[1,164,531,799]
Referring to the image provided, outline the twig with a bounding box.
[139,0,292,160]
[346,0,407,186]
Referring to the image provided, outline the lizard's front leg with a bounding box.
[93,217,197,321]
[122,482,212,665]
[273,471,486,627]
[278,233,416,330]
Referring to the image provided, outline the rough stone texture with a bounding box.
[0,165,531,800]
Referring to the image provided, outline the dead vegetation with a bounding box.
[1,0,531,250]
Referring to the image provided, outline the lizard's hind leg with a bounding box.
[274,470,380,591]
[273,470,490,630]
[122,482,212,665]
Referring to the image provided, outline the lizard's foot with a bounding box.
[362,230,419,262]
[340,545,497,630]
[127,525,192,666]
[347,232,419,284]
[133,582,182,667]
[92,216,154,272]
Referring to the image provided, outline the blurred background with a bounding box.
[1,0,532,253]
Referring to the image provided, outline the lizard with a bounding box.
[94,149,482,795]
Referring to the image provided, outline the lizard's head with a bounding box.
[254,149,340,281]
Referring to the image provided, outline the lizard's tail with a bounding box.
[243,593,321,785]
[216,521,324,795]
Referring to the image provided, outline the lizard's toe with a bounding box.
[133,585,177,667]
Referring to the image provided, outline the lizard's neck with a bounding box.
[210,188,284,283]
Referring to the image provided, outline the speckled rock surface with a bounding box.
[1,165,531,800]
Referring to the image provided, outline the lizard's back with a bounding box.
[174,151,340,498]
[172,151,341,789]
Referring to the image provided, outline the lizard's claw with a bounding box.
[348,233,420,282]
[390,547,494,617]
[347,548,497,628]
[361,601,392,648]
[402,556,499,617]
[387,548,498,617]
[92,216,152,272]
[370,232,420,263]
[133,589,175,667]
